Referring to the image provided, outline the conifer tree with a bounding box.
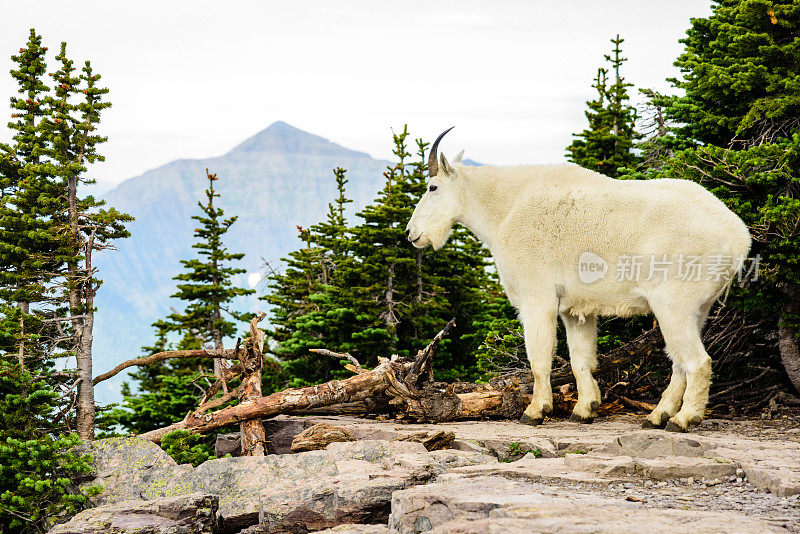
[403,138,500,379]
[348,127,431,357]
[311,168,352,263]
[168,170,254,373]
[567,35,641,177]
[0,28,119,529]
[0,31,130,439]
[0,29,66,371]
[108,170,254,432]
[668,1,800,147]
[264,168,358,384]
[44,43,131,439]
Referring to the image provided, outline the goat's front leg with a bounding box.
[519,299,558,425]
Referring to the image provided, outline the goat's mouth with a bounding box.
[408,233,427,248]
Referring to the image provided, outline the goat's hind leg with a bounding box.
[643,362,686,428]
[561,314,601,423]
[649,301,712,432]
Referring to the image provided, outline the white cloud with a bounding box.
[248,272,262,289]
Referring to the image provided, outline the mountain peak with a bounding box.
[228,120,337,156]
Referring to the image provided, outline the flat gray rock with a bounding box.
[428,504,790,534]
[389,476,789,534]
[600,430,712,458]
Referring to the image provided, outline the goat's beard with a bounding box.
[429,226,453,250]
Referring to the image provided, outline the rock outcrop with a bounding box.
[56,415,799,533]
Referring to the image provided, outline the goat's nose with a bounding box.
[405,229,410,237]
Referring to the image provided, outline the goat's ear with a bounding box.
[452,150,465,165]
[440,153,453,175]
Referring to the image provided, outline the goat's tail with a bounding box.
[718,228,752,305]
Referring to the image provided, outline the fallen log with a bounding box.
[140,358,396,442]
[551,327,664,387]
[137,322,668,443]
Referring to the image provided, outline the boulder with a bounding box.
[214,433,241,457]
[49,493,218,534]
[255,442,490,533]
[78,435,490,533]
[263,415,317,454]
[291,423,356,452]
[564,454,738,481]
[741,463,800,497]
[563,454,636,476]
[389,476,646,533]
[634,456,737,481]
[78,436,202,505]
[441,457,625,485]
[78,435,176,479]
[190,440,488,532]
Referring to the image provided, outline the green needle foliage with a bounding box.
[567,35,641,177]
[168,170,255,348]
[0,29,68,371]
[159,429,216,467]
[0,360,100,533]
[668,0,800,147]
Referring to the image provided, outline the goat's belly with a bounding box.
[559,291,651,318]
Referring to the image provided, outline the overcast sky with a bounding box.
[2,1,711,194]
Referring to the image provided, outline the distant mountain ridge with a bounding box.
[93,122,390,403]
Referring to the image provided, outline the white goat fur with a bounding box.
[406,155,751,430]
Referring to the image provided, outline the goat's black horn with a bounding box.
[428,126,454,176]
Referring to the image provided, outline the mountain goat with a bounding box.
[406,128,751,432]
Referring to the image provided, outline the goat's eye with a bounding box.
[429,185,438,192]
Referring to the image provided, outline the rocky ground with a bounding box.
[51,414,800,533]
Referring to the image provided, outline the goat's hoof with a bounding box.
[519,413,543,426]
[664,421,687,433]
[569,412,595,424]
[643,412,670,429]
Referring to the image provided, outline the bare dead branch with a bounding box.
[309,348,363,374]
[92,348,240,386]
